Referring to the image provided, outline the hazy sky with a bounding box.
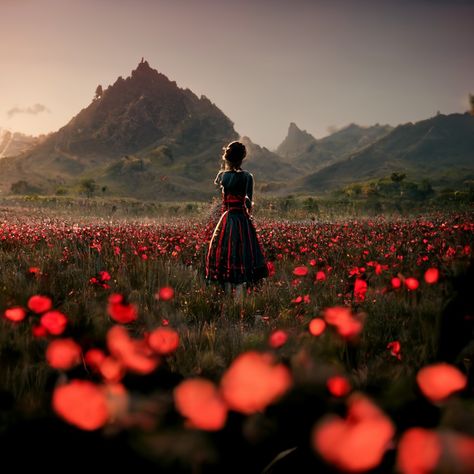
[1,0,473,149]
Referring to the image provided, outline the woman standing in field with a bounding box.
[205,141,268,295]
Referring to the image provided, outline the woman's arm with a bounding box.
[245,172,254,212]
[214,171,224,187]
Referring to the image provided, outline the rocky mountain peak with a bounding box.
[276,122,317,159]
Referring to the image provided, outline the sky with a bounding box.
[0,0,473,149]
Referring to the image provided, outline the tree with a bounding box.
[10,180,39,195]
[94,85,103,101]
[390,172,406,183]
[80,178,97,198]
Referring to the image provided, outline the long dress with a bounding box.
[205,169,269,285]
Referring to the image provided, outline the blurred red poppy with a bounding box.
[27,295,52,314]
[52,380,109,431]
[327,375,351,397]
[397,428,441,474]
[4,307,27,322]
[309,318,326,336]
[156,286,175,301]
[312,394,394,472]
[40,310,68,335]
[293,266,308,277]
[107,294,138,324]
[46,338,82,370]
[416,363,467,402]
[174,378,227,431]
[147,327,180,355]
[405,277,419,291]
[424,268,439,284]
[220,351,292,414]
[269,330,288,348]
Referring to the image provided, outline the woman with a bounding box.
[205,141,268,293]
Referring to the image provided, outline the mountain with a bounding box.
[276,122,392,173]
[0,60,240,198]
[0,129,40,159]
[276,122,318,160]
[297,113,474,191]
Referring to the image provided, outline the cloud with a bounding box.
[7,103,50,118]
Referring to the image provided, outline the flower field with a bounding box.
[0,208,473,473]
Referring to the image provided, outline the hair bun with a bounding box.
[223,141,247,163]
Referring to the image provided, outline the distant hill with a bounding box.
[0,60,471,200]
[0,129,40,159]
[297,113,474,191]
[0,60,239,199]
[276,122,392,173]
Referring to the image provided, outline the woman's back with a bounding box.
[215,170,253,200]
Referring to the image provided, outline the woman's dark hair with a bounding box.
[222,141,246,170]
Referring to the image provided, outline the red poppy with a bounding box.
[387,341,402,360]
[312,394,394,472]
[174,378,227,431]
[156,286,175,301]
[107,325,158,375]
[147,327,180,355]
[323,306,362,339]
[424,268,439,284]
[27,295,52,314]
[309,318,326,336]
[4,307,27,322]
[40,310,68,335]
[84,348,106,370]
[354,278,368,303]
[391,277,402,289]
[107,294,138,324]
[99,356,125,383]
[266,261,276,277]
[269,330,288,348]
[397,428,441,474]
[220,351,292,414]
[46,338,82,370]
[327,375,351,397]
[416,363,467,402]
[293,266,308,277]
[405,277,419,291]
[315,271,326,281]
[52,380,109,431]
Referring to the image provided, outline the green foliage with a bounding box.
[79,178,97,198]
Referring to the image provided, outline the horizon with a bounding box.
[1,0,473,149]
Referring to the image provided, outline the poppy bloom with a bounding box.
[323,306,362,339]
[46,338,82,370]
[293,266,308,277]
[4,307,27,322]
[327,375,351,397]
[405,277,419,291]
[391,277,402,289]
[40,310,68,335]
[416,363,467,402]
[174,378,227,431]
[107,325,158,375]
[269,330,288,348]
[312,394,394,472]
[424,268,439,284]
[147,327,180,355]
[354,278,368,303]
[156,286,174,301]
[107,294,138,324]
[52,380,109,431]
[387,340,402,360]
[309,318,326,336]
[220,351,292,414]
[397,428,441,474]
[27,295,53,314]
